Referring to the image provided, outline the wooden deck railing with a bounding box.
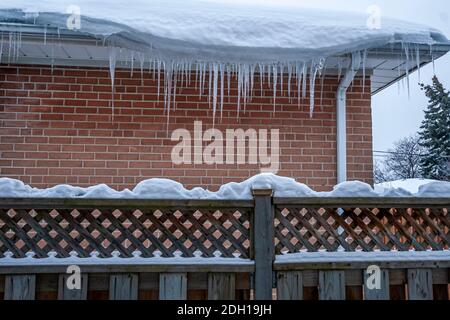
[0,193,448,300]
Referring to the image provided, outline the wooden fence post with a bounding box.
[319,271,345,300]
[208,273,235,300]
[58,274,88,300]
[363,268,390,300]
[252,188,274,300]
[159,273,187,300]
[408,269,433,300]
[4,275,36,300]
[277,271,303,300]
[109,274,139,300]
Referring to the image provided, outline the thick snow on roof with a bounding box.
[2,1,449,119]
[1,174,449,199]
[0,0,447,62]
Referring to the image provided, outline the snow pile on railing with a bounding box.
[0,250,253,266]
[375,178,438,194]
[275,250,450,264]
[1,174,449,199]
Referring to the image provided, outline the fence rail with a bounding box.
[0,194,449,300]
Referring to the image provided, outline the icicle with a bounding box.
[243,64,249,112]
[50,37,55,73]
[208,63,212,107]
[227,64,231,102]
[199,63,204,98]
[172,62,178,111]
[279,63,284,98]
[309,58,325,117]
[180,61,185,89]
[404,43,411,98]
[287,63,292,102]
[195,62,199,90]
[272,64,278,112]
[157,60,161,102]
[151,59,155,80]
[139,53,145,86]
[0,33,3,63]
[212,63,219,124]
[220,63,225,121]
[17,30,22,61]
[259,63,264,98]
[108,48,117,117]
[237,64,242,115]
[309,61,315,117]
[302,63,307,99]
[164,61,174,124]
[296,62,302,107]
[202,62,207,97]
[320,65,326,109]
[187,61,192,86]
[7,32,12,63]
[250,64,255,102]
[130,51,134,77]
[415,45,421,82]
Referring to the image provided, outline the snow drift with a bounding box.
[1,174,449,199]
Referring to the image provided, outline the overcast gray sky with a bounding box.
[219,0,450,153]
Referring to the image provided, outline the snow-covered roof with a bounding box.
[1,1,449,116]
[1,174,450,199]
[0,0,449,63]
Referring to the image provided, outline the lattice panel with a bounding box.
[0,207,251,258]
[274,206,450,253]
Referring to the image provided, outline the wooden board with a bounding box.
[276,271,303,300]
[4,275,36,300]
[363,268,390,300]
[159,273,187,300]
[252,189,274,300]
[58,274,88,300]
[407,269,433,300]
[318,271,345,300]
[207,273,235,300]
[109,274,138,300]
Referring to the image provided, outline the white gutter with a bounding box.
[336,52,362,184]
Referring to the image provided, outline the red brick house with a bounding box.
[0,4,449,192]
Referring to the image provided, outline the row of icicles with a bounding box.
[0,30,435,125]
[107,42,432,125]
[109,47,332,123]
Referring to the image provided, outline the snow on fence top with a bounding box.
[1,0,449,119]
[0,174,449,199]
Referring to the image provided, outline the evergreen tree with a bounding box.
[418,76,450,181]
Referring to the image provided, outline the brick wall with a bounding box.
[0,64,373,192]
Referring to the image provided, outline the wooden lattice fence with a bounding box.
[0,195,449,300]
